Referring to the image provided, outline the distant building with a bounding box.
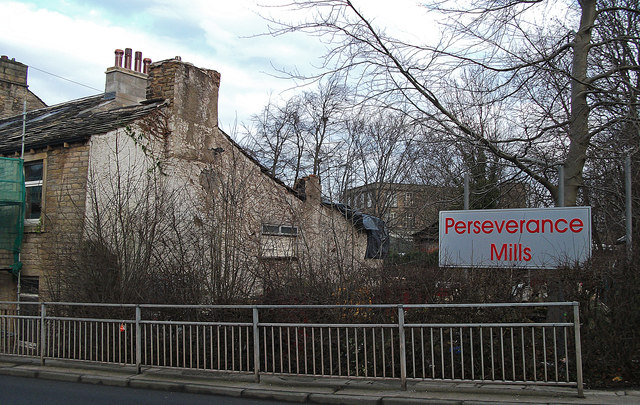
[344,182,454,252]
[345,179,529,253]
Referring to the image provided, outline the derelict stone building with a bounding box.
[0,49,386,303]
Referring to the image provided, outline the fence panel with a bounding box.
[0,301,583,395]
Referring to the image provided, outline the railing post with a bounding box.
[573,303,584,398]
[135,305,141,374]
[398,305,407,390]
[253,306,260,383]
[40,303,46,366]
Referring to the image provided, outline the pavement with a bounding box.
[0,356,638,404]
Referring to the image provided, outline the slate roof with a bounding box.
[0,92,166,154]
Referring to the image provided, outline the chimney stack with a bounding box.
[294,175,322,202]
[0,56,47,118]
[105,47,150,106]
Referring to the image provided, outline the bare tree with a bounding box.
[263,0,639,207]
[246,96,299,180]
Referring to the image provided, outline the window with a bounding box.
[406,213,415,228]
[389,192,397,208]
[261,224,299,236]
[367,192,372,208]
[405,192,414,207]
[24,160,43,224]
[261,224,298,258]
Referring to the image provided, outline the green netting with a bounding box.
[0,157,25,275]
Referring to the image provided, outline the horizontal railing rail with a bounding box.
[0,301,583,397]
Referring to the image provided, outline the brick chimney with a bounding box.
[0,56,46,119]
[105,48,149,106]
[294,175,322,203]
[146,57,221,129]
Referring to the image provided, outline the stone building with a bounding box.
[0,49,385,303]
[345,180,528,253]
[344,182,453,252]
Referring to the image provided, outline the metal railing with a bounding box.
[0,301,584,396]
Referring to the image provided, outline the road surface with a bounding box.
[0,375,289,405]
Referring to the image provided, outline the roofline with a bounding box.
[216,128,376,233]
[0,93,113,122]
[345,182,443,192]
[0,95,165,155]
[27,89,47,109]
[217,127,302,201]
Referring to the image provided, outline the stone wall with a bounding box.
[0,143,90,301]
[0,55,46,119]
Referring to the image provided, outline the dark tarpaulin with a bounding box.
[324,202,389,259]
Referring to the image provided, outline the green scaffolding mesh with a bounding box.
[0,157,25,275]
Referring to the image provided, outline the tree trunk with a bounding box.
[563,0,597,207]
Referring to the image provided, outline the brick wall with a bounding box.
[146,60,178,103]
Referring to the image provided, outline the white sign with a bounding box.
[439,207,592,269]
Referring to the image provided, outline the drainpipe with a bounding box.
[17,100,26,311]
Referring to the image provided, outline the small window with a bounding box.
[261,224,298,258]
[405,192,414,207]
[24,161,43,222]
[262,224,299,236]
[406,213,415,228]
[367,192,372,208]
[262,224,280,235]
[280,226,298,236]
[389,192,397,208]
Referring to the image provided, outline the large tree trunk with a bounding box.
[563,0,597,207]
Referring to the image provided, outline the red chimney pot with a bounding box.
[124,48,132,70]
[114,49,124,67]
[143,58,152,74]
[134,51,142,72]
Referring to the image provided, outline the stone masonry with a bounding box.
[0,55,46,119]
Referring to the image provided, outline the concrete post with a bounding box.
[40,303,46,366]
[398,305,407,390]
[573,304,584,398]
[253,307,260,383]
[135,305,141,374]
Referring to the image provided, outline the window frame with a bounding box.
[260,223,299,259]
[261,224,299,237]
[406,213,415,228]
[23,154,46,229]
[389,192,398,208]
[405,192,414,207]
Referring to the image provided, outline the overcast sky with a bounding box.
[0,0,435,132]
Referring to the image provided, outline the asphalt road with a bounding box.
[0,375,289,405]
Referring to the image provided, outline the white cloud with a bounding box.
[0,0,437,126]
